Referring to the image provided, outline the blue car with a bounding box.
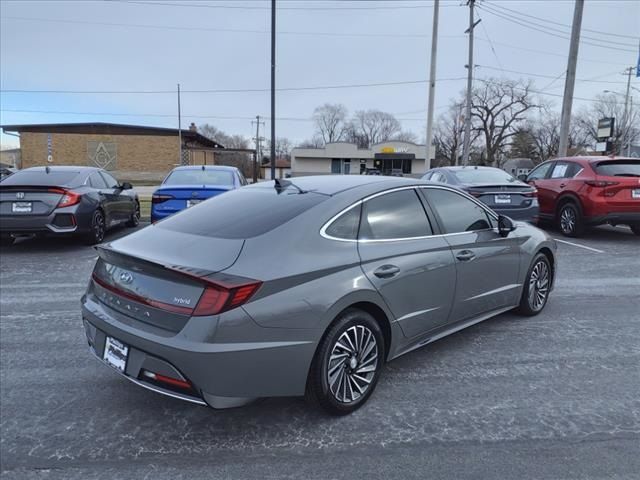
[151,165,247,222]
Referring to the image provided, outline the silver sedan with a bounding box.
[81,176,556,415]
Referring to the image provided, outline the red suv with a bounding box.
[524,157,640,237]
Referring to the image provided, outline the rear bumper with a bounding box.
[493,204,539,223]
[0,206,92,235]
[585,211,640,226]
[81,289,318,408]
[150,206,180,223]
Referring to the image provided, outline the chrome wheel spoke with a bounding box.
[529,261,549,311]
[328,325,379,404]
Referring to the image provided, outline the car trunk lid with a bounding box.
[0,186,65,216]
[91,226,247,331]
[591,160,640,210]
[462,183,537,209]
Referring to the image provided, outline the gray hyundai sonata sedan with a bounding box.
[81,175,556,415]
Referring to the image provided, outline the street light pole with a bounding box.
[462,0,478,166]
[425,0,440,171]
[622,66,633,156]
[177,83,183,165]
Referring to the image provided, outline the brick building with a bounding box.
[1,122,224,182]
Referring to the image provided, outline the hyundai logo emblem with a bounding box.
[16,192,25,199]
[119,272,134,284]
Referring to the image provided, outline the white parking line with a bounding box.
[553,238,605,254]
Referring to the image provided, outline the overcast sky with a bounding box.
[1,0,638,148]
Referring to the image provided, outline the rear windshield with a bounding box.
[452,168,518,184]
[164,169,234,186]
[0,170,81,186]
[594,160,640,177]
[156,187,327,239]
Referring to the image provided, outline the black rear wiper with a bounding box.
[274,178,308,194]
[614,173,640,177]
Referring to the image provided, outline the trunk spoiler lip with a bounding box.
[95,243,219,280]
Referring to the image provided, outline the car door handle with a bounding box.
[456,250,476,262]
[374,265,400,278]
[560,183,567,188]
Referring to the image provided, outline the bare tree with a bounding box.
[312,103,348,144]
[575,93,640,153]
[351,110,402,147]
[393,130,418,143]
[434,101,465,165]
[297,136,324,149]
[266,137,293,161]
[198,123,251,175]
[471,78,540,167]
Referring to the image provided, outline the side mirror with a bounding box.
[120,182,133,190]
[517,174,528,181]
[498,215,516,237]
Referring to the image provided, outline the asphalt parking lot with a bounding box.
[1,225,639,480]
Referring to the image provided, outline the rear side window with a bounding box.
[89,173,108,189]
[324,204,361,240]
[0,170,81,186]
[425,188,492,234]
[359,189,432,240]
[550,162,581,179]
[157,187,327,239]
[594,160,640,177]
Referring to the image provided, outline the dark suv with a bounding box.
[524,157,640,237]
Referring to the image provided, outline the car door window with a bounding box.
[550,162,574,179]
[527,162,553,181]
[359,189,432,240]
[424,188,493,233]
[89,173,108,189]
[99,171,119,188]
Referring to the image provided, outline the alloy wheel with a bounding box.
[528,260,550,311]
[93,211,105,243]
[560,206,576,235]
[327,325,378,404]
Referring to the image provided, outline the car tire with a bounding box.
[126,201,140,228]
[84,209,106,245]
[516,253,552,316]
[0,235,14,247]
[630,224,640,236]
[557,202,584,237]
[306,309,385,416]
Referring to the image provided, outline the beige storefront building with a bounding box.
[291,141,434,178]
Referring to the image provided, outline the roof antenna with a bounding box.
[274,178,307,195]
[201,165,205,171]
[45,165,50,174]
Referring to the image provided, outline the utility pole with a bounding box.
[622,66,633,156]
[177,83,184,165]
[558,0,584,158]
[270,0,276,180]
[252,115,265,183]
[462,0,480,166]
[425,0,439,171]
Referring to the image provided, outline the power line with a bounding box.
[477,4,637,53]
[477,65,630,85]
[0,77,467,95]
[1,15,464,39]
[475,78,628,105]
[0,107,432,122]
[109,0,459,11]
[479,2,637,49]
[484,0,640,41]
[474,37,631,67]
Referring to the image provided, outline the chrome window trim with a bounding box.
[319,185,498,243]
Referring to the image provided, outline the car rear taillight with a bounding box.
[467,190,483,197]
[523,189,538,198]
[192,280,262,316]
[142,370,192,390]
[585,180,619,187]
[152,193,174,204]
[49,188,82,208]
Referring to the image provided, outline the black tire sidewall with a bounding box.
[558,203,582,237]
[88,210,105,244]
[310,309,385,415]
[126,202,140,227]
[518,253,552,316]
